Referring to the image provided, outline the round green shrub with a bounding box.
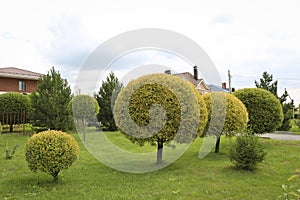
[203,92,248,136]
[25,130,79,181]
[234,88,283,134]
[229,133,267,170]
[0,92,31,132]
[113,74,208,163]
[69,95,99,120]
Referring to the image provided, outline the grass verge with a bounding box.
[0,130,300,199]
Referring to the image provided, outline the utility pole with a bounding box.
[228,70,232,93]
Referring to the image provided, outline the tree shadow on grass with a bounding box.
[3,173,63,191]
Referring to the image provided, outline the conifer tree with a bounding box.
[30,67,72,131]
[95,72,122,131]
[255,71,294,130]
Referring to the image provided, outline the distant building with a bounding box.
[165,66,229,94]
[0,67,44,94]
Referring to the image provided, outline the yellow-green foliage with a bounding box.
[25,130,79,180]
[69,95,99,120]
[187,82,208,136]
[114,74,208,145]
[234,88,283,134]
[203,92,248,136]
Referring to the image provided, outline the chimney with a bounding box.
[164,70,171,74]
[193,66,198,80]
[222,82,227,89]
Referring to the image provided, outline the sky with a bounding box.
[1,0,300,104]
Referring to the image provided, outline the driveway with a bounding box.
[261,132,300,141]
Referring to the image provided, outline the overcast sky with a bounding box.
[1,0,300,104]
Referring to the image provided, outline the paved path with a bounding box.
[261,132,300,141]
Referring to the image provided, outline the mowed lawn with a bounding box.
[1,130,300,199]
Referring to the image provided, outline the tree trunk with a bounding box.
[156,139,164,164]
[51,171,59,182]
[9,124,13,133]
[82,118,86,141]
[215,136,221,153]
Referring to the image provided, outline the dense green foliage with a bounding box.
[30,67,73,132]
[69,95,99,120]
[255,71,294,131]
[96,71,122,131]
[202,92,248,152]
[279,105,294,131]
[0,92,31,132]
[234,88,283,134]
[229,133,267,170]
[203,92,248,136]
[69,95,100,140]
[114,74,208,163]
[25,130,79,181]
[255,71,278,96]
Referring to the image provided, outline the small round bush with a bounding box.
[229,133,267,170]
[234,88,283,134]
[25,130,79,181]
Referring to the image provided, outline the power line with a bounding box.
[232,74,300,81]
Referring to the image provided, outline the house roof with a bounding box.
[209,84,229,92]
[0,67,44,80]
[173,72,210,90]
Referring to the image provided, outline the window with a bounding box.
[18,81,26,91]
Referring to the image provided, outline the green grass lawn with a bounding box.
[1,130,300,199]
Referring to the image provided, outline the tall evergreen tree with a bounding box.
[95,72,122,131]
[255,71,278,97]
[30,67,72,132]
[255,71,294,131]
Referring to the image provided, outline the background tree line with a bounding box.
[255,71,296,131]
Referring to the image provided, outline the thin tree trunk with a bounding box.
[9,124,13,133]
[156,139,164,164]
[52,171,59,182]
[82,118,86,141]
[215,136,221,153]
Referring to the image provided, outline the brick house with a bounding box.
[0,67,44,94]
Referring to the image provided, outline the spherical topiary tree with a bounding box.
[114,74,208,164]
[234,88,283,134]
[69,95,99,141]
[203,92,248,153]
[0,92,31,133]
[25,130,79,181]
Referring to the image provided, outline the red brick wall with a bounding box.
[0,77,38,93]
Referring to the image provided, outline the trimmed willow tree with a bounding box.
[114,74,208,164]
[69,95,99,141]
[0,92,31,133]
[203,92,248,153]
[234,88,283,134]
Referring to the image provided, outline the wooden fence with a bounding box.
[0,111,27,134]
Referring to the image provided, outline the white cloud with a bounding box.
[0,0,299,104]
